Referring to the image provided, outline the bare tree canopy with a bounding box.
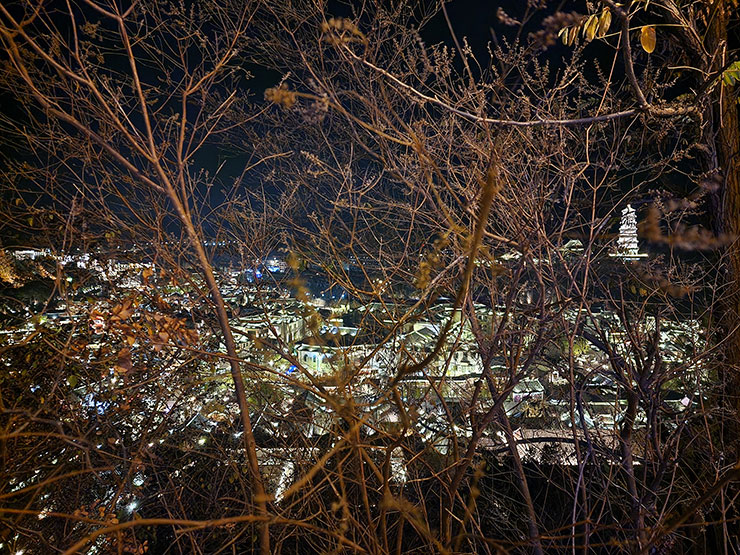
[0,0,738,553]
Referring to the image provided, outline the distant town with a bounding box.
[1,208,705,499]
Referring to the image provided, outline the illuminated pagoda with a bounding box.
[610,204,647,260]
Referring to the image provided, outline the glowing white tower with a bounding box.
[610,204,647,260]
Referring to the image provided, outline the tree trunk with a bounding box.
[707,0,740,456]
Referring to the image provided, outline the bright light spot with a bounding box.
[197,437,206,445]
[126,501,138,513]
